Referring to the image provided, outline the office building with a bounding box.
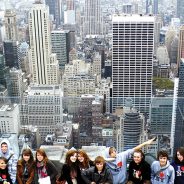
[83,0,103,36]
[177,0,184,24]
[177,26,184,68]
[4,9,18,41]
[29,2,59,85]
[20,84,63,141]
[0,54,9,88]
[112,14,155,113]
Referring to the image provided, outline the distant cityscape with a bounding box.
[0,0,183,161]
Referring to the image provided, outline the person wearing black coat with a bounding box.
[58,149,85,184]
[34,149,58,184]
[128,150,151,184]
[82,156,113,184]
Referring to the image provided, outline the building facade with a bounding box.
[29,2,59,85]
[112,14,155,113]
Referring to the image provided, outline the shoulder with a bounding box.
[142,160,150,167]
[151,161,159,168]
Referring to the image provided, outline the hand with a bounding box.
[146,137,156,145]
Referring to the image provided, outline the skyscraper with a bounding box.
[177,26,184,68]
[4,9,18,41]
[172,59,184,154]
[29,1,59,85]
[146,0,158,15]
[83,0,103,36]
[177,0,184,24]
[45,0,63,27]
[112,14,155,113]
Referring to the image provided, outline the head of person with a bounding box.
[65,149,78,166]
[77,149,90,167]
[21,148,34,164]
[36,149,48,164]
[133,150,145,164]
[109,147,117,158]
[157,150,169,167]
[94,156,105,172]
[174,147,184,164]
[1,141,9,154]
[0,157,8,170]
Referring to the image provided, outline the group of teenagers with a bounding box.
[0,138,184,184]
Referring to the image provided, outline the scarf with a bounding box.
[37,161,48,178]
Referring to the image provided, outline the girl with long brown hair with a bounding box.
[77,149,94,171]
[57,149,85,184]
[35,148,58,184]
[16,148,35,184]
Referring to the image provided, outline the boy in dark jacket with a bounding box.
[128,150,151,184]
[82,156,113,184]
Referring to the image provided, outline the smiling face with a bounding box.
[23,154,30,162]
[177,151,184,162]
[133,152,142,164]
[0,159,7,170]
[159,156,167,167]
[70,153,77,163]
[37,153,44,162]
[78,153,84,162]
[96,162,104,171]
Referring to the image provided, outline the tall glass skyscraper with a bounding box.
[112,14,155,113]
[177,0,184,24]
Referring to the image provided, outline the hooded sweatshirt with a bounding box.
[104,148,134,184]
[171,161,184,184]
[0,139,18,183]
[151,160,175,184]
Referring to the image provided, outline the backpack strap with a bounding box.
[7,153,14,162]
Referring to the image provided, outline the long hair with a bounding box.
[174,147,184,164]
[36,148,48,165]
[65,149,77,166]
[21,148,34,164]
[77,149,91,169]
[0,157,8,164]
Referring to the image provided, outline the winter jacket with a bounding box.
[34,160,58,184]
[104,148,134,184]
[171,161,184,184]
[151,160,175,184]
[16,160,35,184]
[81,165,113,184]
[0,168,12,184]
[58,163,85,184]
[128,159,151,184]
[0,139,18,183]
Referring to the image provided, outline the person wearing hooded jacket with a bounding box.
[104,138,155,184]
[0,139,18,184]
[151,150,175,184]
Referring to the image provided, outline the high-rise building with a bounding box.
[45,0,63,27]
[177,26,184,68]
[20,84,63,141]
[3,41,20,69]
[117,99,145,152]
[150,97,173,135]
[66,0,75,10]
[0,54,9,88]
[146,0,158,15]
[112,14,155,113]
[172,59,184,154]
[29,2,59,85]
[4,9,18,41]
[83,0,103,36]
[177,0,184,24]
[51,30,67,70]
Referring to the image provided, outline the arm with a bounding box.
[105,168,113,184]
[133,137,156,151]
[26,163,35,184]
[81,169,93,184]
[168,166,175,184]
[142,162,151,181]
[47,161,58,181]
[16,163,23,184]
[62,164,73,184]
[8,154,18,184]
[128,161,134,181]
[151,162,155,184]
